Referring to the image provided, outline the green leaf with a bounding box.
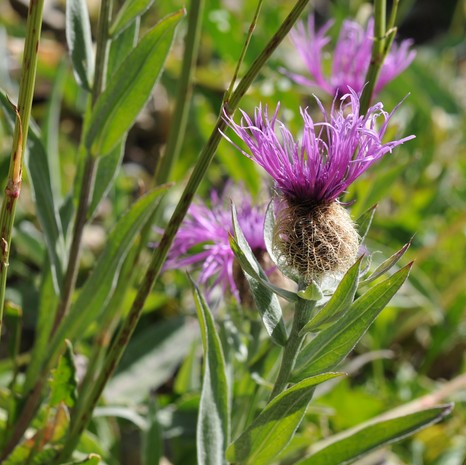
[356,204,377,243]
[191,278,229,465]
[360,241,411,285]
[0,92,66,293]
[300,258,362,334]
[87,141,125,220]
[230,204,288,346]
[293,264,412,381]
[85,10,184,156]
[297,280,323,301]
[107,18,140,78]
[296,405,453,465]
[111,0,156,37]
[142,397,162,465]
[48,185,170,360]
[49,340,77,408]
[42,60,66,201]
[66,0,94,90]
[226,373,343,465]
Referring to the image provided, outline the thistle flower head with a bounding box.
[223,91,414,283]
[224,90,414,204]
[164,188,266,300]
[288,16,416,96]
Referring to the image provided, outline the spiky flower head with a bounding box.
[288,16,416,96]
[164,188,266,301]
[223,91,414,283]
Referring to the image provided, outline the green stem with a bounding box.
[224,0,264,103]
[269,299,315,401]
[359,0,387,115]
[0,0,45,340]
[52,155,96,331]
[58,0,312,458]
[155,0,205,185]
[52,0,112,332]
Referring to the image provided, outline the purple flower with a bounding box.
[164,188,266,300]
[223,90,414,204]
[288,16,416,96]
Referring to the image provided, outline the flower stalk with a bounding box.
[269,298,316,400]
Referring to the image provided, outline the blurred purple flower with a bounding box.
[288,16,416,96]
[164,189,266,300]
[223,90,414,204]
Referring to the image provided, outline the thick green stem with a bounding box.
[58,0,312,458]
[0,0,45,339]
[269,299,315,401]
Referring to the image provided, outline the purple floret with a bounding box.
[288,16,416,96]
[223,90,414,203]
[164,189,266,301]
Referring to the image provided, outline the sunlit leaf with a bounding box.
[111,0,156,37]
[300,257,362,334]
[360,241,411,285]
[226,373,343,465]
[296,405,453,465]
[85,10,184,156]
[293,264,412,381]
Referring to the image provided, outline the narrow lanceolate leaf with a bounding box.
[360,241,411,285]
[49,340,78,408]
[85,10,185,156]
[87,141,125,220]
[356,204,377,243]
[191,279,229,465]
[66,0,94,90]
[300,258,362,334]
[48,185,170,360]
[293,264,412,382]
[107,18,140,79]
[231,204,288,346]
[110,0,156,37]
[296,405,453,465]
[226,373,343,465]
[0,92,66,293]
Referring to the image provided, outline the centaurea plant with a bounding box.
[0,1,456,464]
